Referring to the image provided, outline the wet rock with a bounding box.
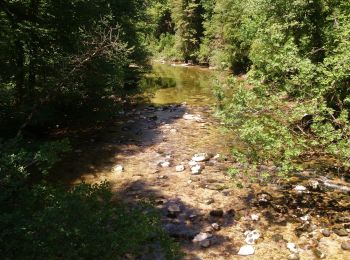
[271,234,284,242]
[321,229,331,237]
[341,241,350,250]
[191,164,203,175]
[113,164,124,173]
[209,209,224,218]
[204,198,214,205]
[244,230,261,245]
[333,228,348,237]
[237,245,255,256]
[175,165,185,172]
[192,153,211,162]
[287,253,300,260]
[287,243,298,253]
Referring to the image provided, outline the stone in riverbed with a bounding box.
[191,164,203,174]
[167,204,181,218]
[333,228,348,237]
[204,198,214,205]
[175,165,185,172]
[293,185,307,193]
[321,229,331,237]
[211,223,220,231]
[237,245,255,256]
[113,164,124,173]
[341,241,350,250]
[192,153,210,162]
[287,243,298,253]
[244,230,261,245]
[192,232,212,248]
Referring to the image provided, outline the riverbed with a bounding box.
[55,63,350,259]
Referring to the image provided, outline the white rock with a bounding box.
[300,214,311,221]
[287,243,298,253]
[113,165,124,173]
[294,185,307,192]
[191,164,203,175]
[244,230,261,245]
[251,214,260,221]
[188,160,197,166]
[213,154,220,160]
[183,113,202,121]
[175,165,185,172]
[238,245,255,256]
[192,153,210,162]
[160,161,171,168]
[193,232,212,243]
[211,223,220,231]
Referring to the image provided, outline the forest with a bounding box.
[1,0,350,258]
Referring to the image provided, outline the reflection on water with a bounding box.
[140,63,216,105]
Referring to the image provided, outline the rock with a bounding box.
[341,241,350,250]
[237,245,255,256]
[300,214,311,221]
[287,243,298,253]
[160,161,171,168]
[271,234,284,242]
[251,214,260,221]
[204,198,214,205]
[287,253,300,260]
[113,164,124,173]
[333,228,348,237]
[244,230,261,245]
[211,223,220,231]
[200,239,211,248]
[175,165,185,172]
[193,232,212,243]
[321,229,331,237]
[192,153,210,162]
[256,192,272,207]
[189,214,197,220]
[191,164,203,174]
[183,113,202,121]
[308,180,321,191]
[209,209,224,218]
[294,185,307,192]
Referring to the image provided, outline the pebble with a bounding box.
[191,164,203,174]
[192,153,210,162]
[244,230,261,245]
[321,229,331,237]
[300,214,311,221]
[113,165,124,173]
[333,228,348,237]
[314,249,326,259]
[237,245,255,256]
[287,242,298,253]
[188,160,197,166]
[209,209,224,218]
[341,241,350,250]
[192,232,212,247]
[160,161,171,168]
[175,165,185,172]
[251,214,260,221]
[294,185,307,192]
[211,223,220,231]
